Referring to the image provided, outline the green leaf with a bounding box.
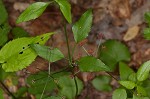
[30,44,64,62]
[144,12,150,25]
[128,73,137,82]
[72,9,93,43]
[12,27,29,38]
[143,28,150,40]
[55,0,72,23]
[45,96,62,99]
[133,94,149,99]
[27,72,56,95]
[0,33,53,72]
[0,67,10,81]
[98,40,131,71]
[119,81,135,89]
[15,87,28,98]
[0,22,11,46]
[57,75,83,99]
[16,2,50,23]
[119,62,134,80]
[92,75,112,91]
[142,80,150,97]
[137,60,150,81]
[137,86,147,96]
[112,89,127,99]
[77,56,111,72]
[0,88,4,99]
[0,0,8,25]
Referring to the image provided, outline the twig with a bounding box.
[0,81,16,99]
[82,46,90,56]
[106,72,118,81]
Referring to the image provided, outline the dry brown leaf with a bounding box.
[13,2,29,12]
[108,0,131,19]
[126,0,150,27]
[123,26,140,41]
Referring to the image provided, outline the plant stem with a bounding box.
[82,46,90,56]
[63,23,72,66]
[71,44,77,60]
[0,81,16,99]
[73,76,78,98]
[106,72,118,81]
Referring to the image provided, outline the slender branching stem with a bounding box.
[73,76,78,98]
[0,81,16,99]
[63,22,72,66]
[71,44,77,60]
[106,72,118,81]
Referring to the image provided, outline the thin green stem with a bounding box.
[63,23,72,66]
[74,77,78,98]
[71,44,77,60]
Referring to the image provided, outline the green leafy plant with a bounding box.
[112,62,150,99]
[92,75,112,92]
[144,12,150,39]
[1,0,150,99]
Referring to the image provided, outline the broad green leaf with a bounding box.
[57,75,83,99]
[72,9,93,43]
[98,40,131,71]
[27,72,56,95]
[0,22,11,46]
[16,2,50,23]
[55,0,72,23]
[112,89,127,99]
[0,0,8,25]
[119,81,135,89]
[0,67,11,81]
[137,60,150,81]
[0,67,17,86]
[51,70,71,78]
[142,80,150,97]
[12,27,29,38]
[92,75,112,91]
[119,62,134,80]
[77,56,111,72]
[0,88,4,99]
[35,94,48,99]
[128,73,137,82]
[45,96,62,99]
[144,12,150,25]
[133,94,149,99]
[30,44,64,62]
[143,28,150,40]
[0,33,53,72]
[137,86,147,96]
[15,87,28,98]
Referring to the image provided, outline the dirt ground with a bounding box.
[3,0,150,99]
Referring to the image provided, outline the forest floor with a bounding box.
[3,0,150,99]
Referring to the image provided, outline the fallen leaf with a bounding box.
[123,26,140,41]
[13,2,29,12]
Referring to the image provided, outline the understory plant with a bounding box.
[1,0,150,99]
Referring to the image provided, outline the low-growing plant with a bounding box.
[1,0,150,99]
